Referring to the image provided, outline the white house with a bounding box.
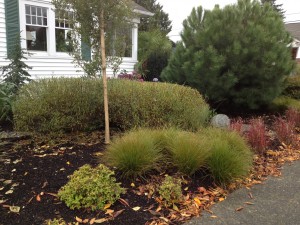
[0,0,153,79]
[285,23,300,64]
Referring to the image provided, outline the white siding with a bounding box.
[0,0,137,80]
[0,0,8,68]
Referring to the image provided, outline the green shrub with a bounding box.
[0,82,15,123]
[293,64,300,76]
[13,78,210,133]
[13,78,102,132]
[270,96,300,113]
[166,130,211,175]
[137,30,172,81]
[58,164,125,211]
[104,129,163,177]
[104,127,252,183]
[283,76,300,100]
[161,2,294,110]
[158,175,183,206]
[44,218,67,225]
[200,128,253,184]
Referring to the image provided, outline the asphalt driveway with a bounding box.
[185,161,300,225]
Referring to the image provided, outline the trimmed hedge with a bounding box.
[13,78,210,133]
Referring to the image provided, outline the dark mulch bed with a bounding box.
[0,132,213,225]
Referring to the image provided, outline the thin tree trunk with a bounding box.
[100,9,110,144]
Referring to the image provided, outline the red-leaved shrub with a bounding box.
[246,118,269,154]
[230,117,244,135]
[285,108,300,128]
[273,116,297,146]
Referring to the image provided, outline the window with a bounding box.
[25,5,48,51]
[122,28,133,58]
[55,11,74,52]
[108,28,132,58]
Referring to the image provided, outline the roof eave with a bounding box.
[134,9,154,17]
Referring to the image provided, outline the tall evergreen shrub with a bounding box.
[161,0,294,110]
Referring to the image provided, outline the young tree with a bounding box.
[52,0,134,144]
[161,0,294,111]
[1,35,31,93]
[134,0,172,34]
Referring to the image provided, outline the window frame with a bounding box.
[19,0,138,61]
[25,4,48,52]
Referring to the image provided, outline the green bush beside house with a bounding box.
[13,78,211,133]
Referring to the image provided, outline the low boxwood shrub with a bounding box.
[13,78,210,133]
[283,76,300,100]
[58,164,125,211]
[199,128,253,184]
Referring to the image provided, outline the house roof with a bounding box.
[285,23,300,40]
[131,2,154,17]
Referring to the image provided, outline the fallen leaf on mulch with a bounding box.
[75,216,83,223]
[93,218,108,224]
[113,209,125,218]
[9,206,20,213]
[5,190,13,195]
[132,206,141,211]
[36,194,41,202]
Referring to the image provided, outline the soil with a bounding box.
[0,131,213,225]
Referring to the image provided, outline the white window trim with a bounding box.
[19,0,138,61]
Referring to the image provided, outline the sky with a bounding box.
[156,0,300,42]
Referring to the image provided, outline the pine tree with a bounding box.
[161,0,294,111]
[261,0,285,18]
[134,0,172,34]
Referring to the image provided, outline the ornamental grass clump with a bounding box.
[58,164,125,211]
[158,175,183,206]
[166,131,212,175]
[247,118,270,154]
[200,128,253,184]
[285,108,300,128]
[273,116,297,146]
[229,117,244,136]
[104,129,163,178]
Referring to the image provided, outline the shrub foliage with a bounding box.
[161,0,294,110]
[105,129,163,177]
[13,78,210,133]
[158,176,183,206]
[200,128,253,184]
[283,76,300,100]
[104,127,253,183]
[58,164,125,211]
